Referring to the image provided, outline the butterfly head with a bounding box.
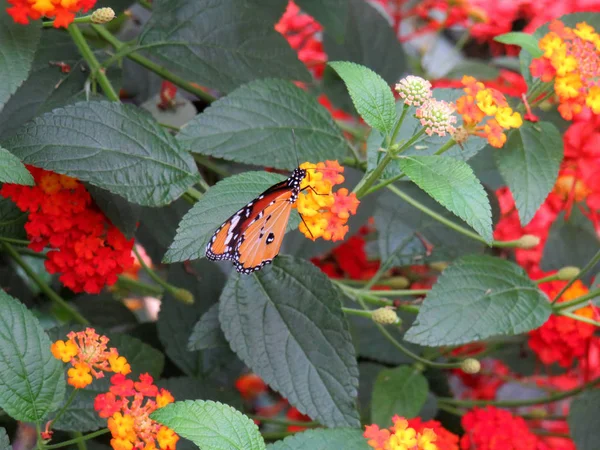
[290,167,307,187]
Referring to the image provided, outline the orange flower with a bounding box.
[7,0,97,28]
[51,328,130,389]
[455,76,522,148]
[531,20,600,120]
[364,415,451,450]
[293,161,359,242]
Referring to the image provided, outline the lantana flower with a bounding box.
[7,0,97,28]
[416,99,457,137]
[293,160,359,242]
[455,75,523,147]
[51,328,131,389]
[396,76,433,107]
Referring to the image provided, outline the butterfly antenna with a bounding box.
[298,212,315,240]
[291,129,300,169]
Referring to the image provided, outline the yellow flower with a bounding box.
[574,22,600,43]
[51,339,78,362]
[475,89,497,116]
[539,32,565,58]
[67,362,93,389]
[108,355,131,375]
[586,86,600,113]
[495,107,523,129]
[157,426,179,450]
[555,73,583,99]
[417,428,438,450]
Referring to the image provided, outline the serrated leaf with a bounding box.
[295,0,348,42]
[0,196,27,240]
[139,0,309,93]
[568,390,600,450]
[188,304,228,351]
[51,381,109,432]
[157,261,229,377]
[494,32,543,58]
[329,61,396,135]
[151,400,266,450]
[405,255,552,346]
[177,79,348,170]
[86,185,142,238]
[0,147,33,185]
[219,255,360,428]
[267,429,369,450]
[0,17,40,110]
[495,122,563,225]
[0,428,11,450]
[398,155,493,243]
[541,210,600,273]
[371,366,428,427]
[3,101,199,206]
[164,171,299,263]
[0,290,65,422]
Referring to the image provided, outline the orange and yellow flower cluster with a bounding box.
[455,75,523,148]
[294,161,360,242]
[531,20,600,120]
[95,373,178,450]
[364,415,458,450]
[7,0,97,28]
[51,328,131,389]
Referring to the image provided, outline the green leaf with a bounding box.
[86,185,142,238]
[445,60,500,80]
[219,255,360,428]
[0,147,33,185]
[151,400,266,450]
[164,171,299,263]
[568,390,600,450]
[495,122,563,225]
[329,61,396,135]
[295,0,348,42]
[398,155,493,244]
[0,428,11,450]
[177,79,348,171]
[157,261,228,377]
[0,196,27,240]
[71,293,138,329]
[541,210,600,274]
[0,17,40,110]
[3,101,200,207]
[267,429,369,450]
[51,382,108,432]
[371,366,428,427]
[0,290,65,422]
[494,32,543,58]
[139,0,309,93]
[405,255,552,346]
[188,304,228,351]
[157,377,243,411]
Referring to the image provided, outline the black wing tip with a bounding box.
[235,259,273,275]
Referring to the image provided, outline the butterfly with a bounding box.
[205,167,307,274]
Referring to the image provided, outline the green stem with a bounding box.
[43,15,93,28]
[158,122,181,131]
[335,120,368,141]
[49,390,78,428]
[551,249,600,305]
[554,287,600,312]
[530,430,571,439]
[360,288,429,297]
[138,0,153,10]
[2,243,88,324]
[44,429,110,449]
[261,431,297,440]
[558,311,600,327]
[248,415,320,428]
[73,432,86,450]
[438,375,600,407]
[36,423,44,450]
[193,155,230,177]
[434,138,457,155]
[116,275,164,296]
[0,236,32,246]
[536,273,562,284]
[186,186,203,201]
[437,403,464,416]
[341,307,373,318]
[68,24,119,102]
[91,25,216,104]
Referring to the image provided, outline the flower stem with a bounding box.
[554,287,600,312]
[44,429,110,449]
[68,24,119,102]
[43,15,93,28]
[2,243,89,324]
[557,311,600,327]
[248,415,320,428]
[116,275,164,296]
[261,431,297,440]
[438,375,600,407]
[341,307,373,318]
[91,25,216,104]
[0,236,32,246]
[48,390,79,429]
[551,248,600,305]
[536,273,562,284]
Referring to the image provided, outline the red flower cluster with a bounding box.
[408,417,460,450]
[275,1,326,78]
[453,359,510,400]
[7,0,96,28]
[432,70,527,99]
[95,373,178,450]
[1,166,134,293]
[528,280,598,367]
[460,406,549,450]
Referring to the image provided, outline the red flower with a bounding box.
[452,359,510,400]
[285,407,311,432]
[7,0,97,28]
[235,373,268,400]
[407,417,459,450]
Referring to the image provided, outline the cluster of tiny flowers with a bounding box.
[293,160,360,242]
[455,75,523,147]
[528,280,598,367]
[0,166,135,293]
[396,76,433,107]
[94,373,178,450]
[531,21,600,120]
[51,328,131,389]
[364,415,449,450]
[460,406,547,449]
[416,99,457,137]
[6,0,96,27]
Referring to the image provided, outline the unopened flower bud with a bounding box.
[91,7,115,24]
[461,358,481,374]
[557,266,581,280]
[516,234,541,249]
[372,307,400,325]
[416,99,457,137]
[386,276,410,289]
[430,261,449,272]
[395,76,433,107]
[528,408,548,419]
[173,288,194,304]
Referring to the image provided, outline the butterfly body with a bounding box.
[206,168,307,274]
